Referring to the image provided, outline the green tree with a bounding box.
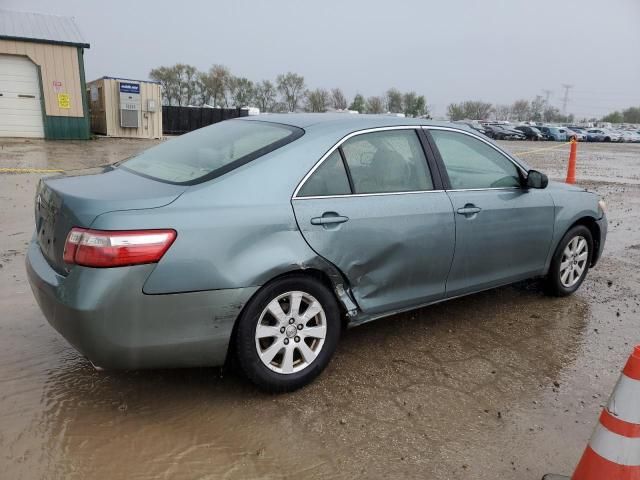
[386,88,403,113]
[447,100,493,120]
[403,92,427,117]
[622,107,640,124]
[601,111,623,123]
[349,93,366,113]
[366,96,385,114]
[276,72,306,112]
[447,103,466,120]
[304,88,330,112]
[227,76,255,107]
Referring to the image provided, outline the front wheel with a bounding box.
[546,225,593,296]
[235,275,341,392]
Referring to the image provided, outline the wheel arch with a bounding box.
[224,266,356,366]
[568,216,602,267]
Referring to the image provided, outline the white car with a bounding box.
[587,129,624,142]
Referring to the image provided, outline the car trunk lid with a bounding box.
[35,166,187,274]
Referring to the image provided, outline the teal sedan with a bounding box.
[26,114,607,392]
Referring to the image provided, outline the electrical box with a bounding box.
[147,99,157,113]
[118,81,140,128]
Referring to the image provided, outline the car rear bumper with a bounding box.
[26,239,258,369]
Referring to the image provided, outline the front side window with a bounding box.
[298,150,351,197]
[122,120,303,184]
[430,130,521,190]
[340,130,433,194]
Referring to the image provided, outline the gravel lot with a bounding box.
[1,137,639,479]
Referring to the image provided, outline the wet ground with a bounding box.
[1,137,639,479]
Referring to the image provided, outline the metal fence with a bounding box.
[162,106,249,135]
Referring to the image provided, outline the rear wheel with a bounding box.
[546,225,593,296]
[235,275,341,392]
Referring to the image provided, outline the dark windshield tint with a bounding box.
[121,120,303,185]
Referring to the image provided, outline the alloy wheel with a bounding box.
[559,235,589,288]
[254,291,327,374]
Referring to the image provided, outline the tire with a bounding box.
[235,275,341,392]
[546,225,593,297]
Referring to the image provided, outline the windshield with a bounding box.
[121,120,303,185]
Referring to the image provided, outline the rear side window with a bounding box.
[298,150,351,197]
[122,120,303,185]
[430,130,521,189]
[341,130,433,194]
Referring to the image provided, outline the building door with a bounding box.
[0,55,45,138]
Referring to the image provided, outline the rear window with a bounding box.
[121,120,303,185]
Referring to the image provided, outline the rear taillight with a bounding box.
[63,228,177,268]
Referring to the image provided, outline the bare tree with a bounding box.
[254,80,277,112]
[181,64,199,106]
[511,99,530,121]
[366,96,385,114]
[386,88,403,113]
[150,66,179,105]
[276,72,306,112]
[530,95,545,122]
[330,88,348,110]
[305,88,330,112]
[493,104,512,121]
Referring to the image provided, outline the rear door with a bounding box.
[426,127,555,297]
[292,127,455,315]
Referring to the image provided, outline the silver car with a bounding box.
[26,115,607,391]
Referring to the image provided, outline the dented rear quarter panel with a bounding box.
[91,124,356,295]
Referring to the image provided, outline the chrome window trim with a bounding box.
[291,125,425,199]
[423,125,529,177]
[293,189,446,201]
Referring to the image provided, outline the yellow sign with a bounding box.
[57,93,71,109]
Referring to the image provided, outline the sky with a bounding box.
[5,0,640,119]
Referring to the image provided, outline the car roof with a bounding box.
[239,113,463,133]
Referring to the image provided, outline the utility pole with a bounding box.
[542,89,552,104]
[561,84,573,115]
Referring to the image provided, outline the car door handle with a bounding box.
[456,205,481,216]
[310,215,349,225]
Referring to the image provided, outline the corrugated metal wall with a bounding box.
[0,39,84,118]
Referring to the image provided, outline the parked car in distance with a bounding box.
[515,125,544,140]
[563,128,586,141]
[567,127,596,142]
[588,128,623,142]
[453,120,488,136]
[620,130,640,143]
[26,114,608,392]
[538,126,567,141]
[483,124,525,140]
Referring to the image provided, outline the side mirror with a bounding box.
[526,170,548,189]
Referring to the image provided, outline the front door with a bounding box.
[292,128,455,315]
[427,128,555,297]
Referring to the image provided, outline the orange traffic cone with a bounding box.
[565,138,577,184]
[543,346,640,479]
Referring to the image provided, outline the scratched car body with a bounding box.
[26,114,607,392]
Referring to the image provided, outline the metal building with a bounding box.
[87,77,162,139]
[0,9,90,139]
